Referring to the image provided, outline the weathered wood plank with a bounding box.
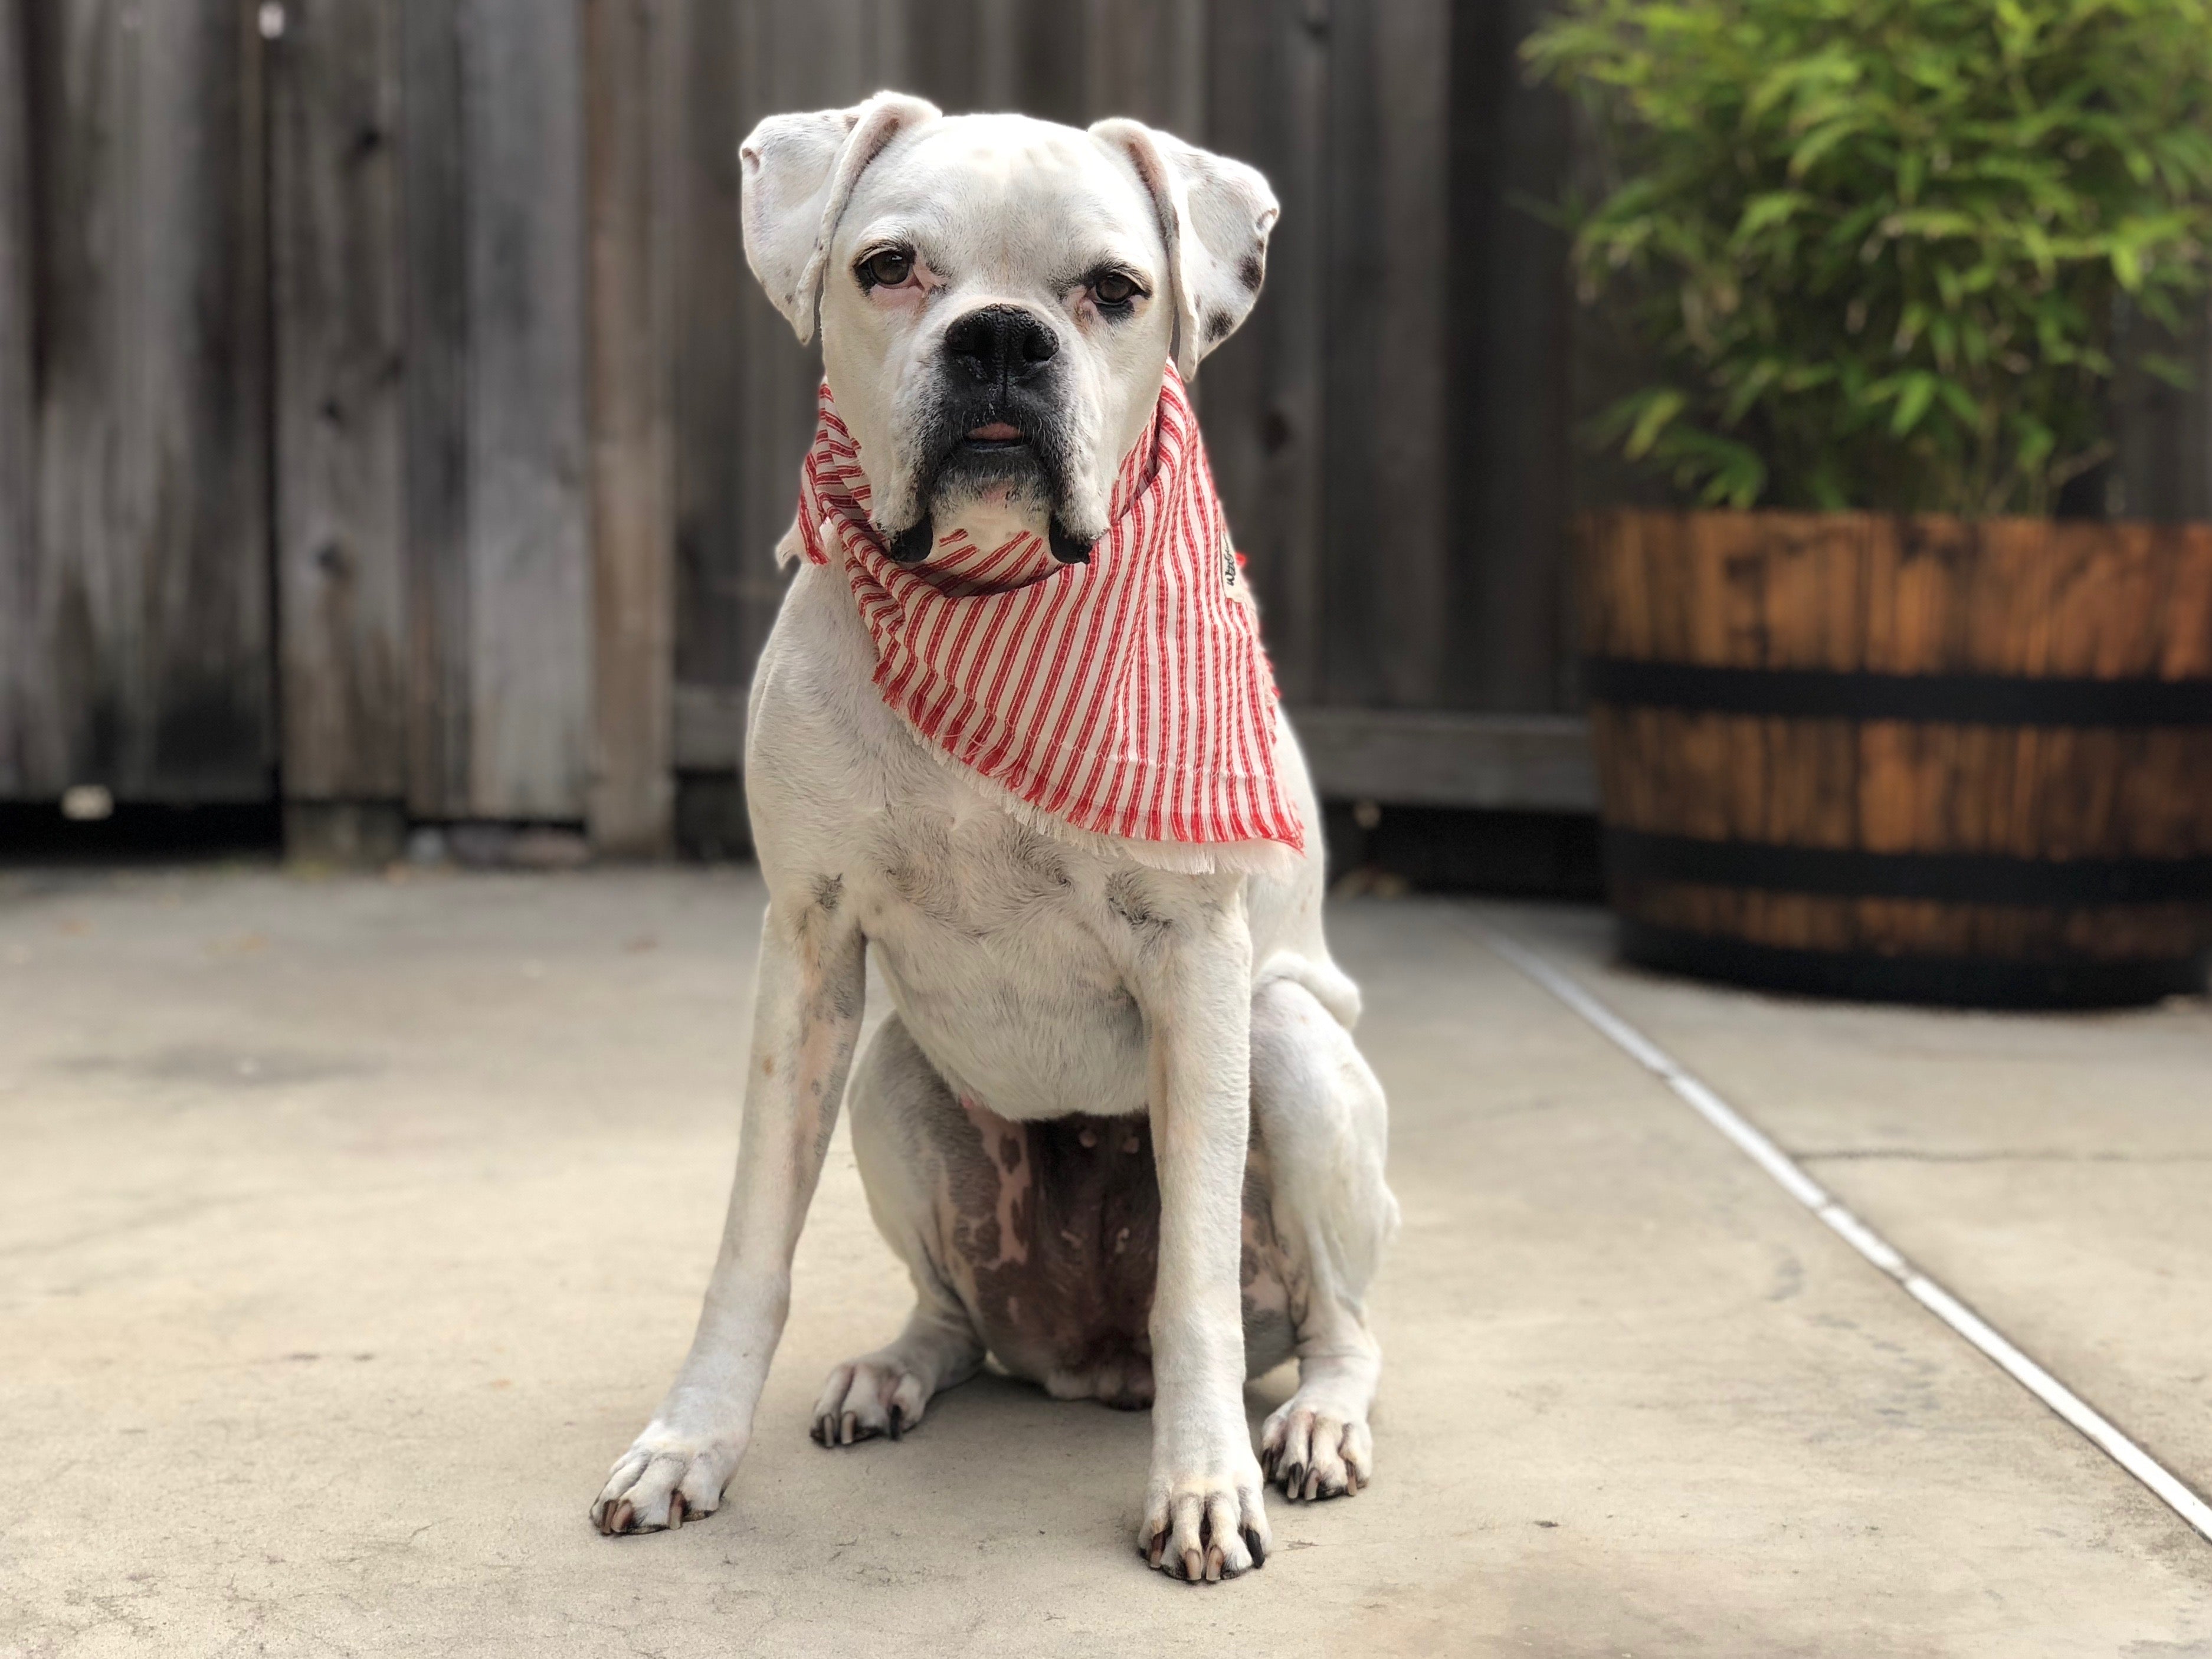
[1368,0,1451,705]
[1318,0,1386,707]
[1086,0,1205,134]
[0,0,34,796]
[401,0,473,819]
[2117,296,2212,524]
[976,0,1085,122]
[21,0,273,803]
[584,0,678,854]
[720,2,883,688]
[1202,0,1329,706]
[459,0,591,819]
[1289,709,1597,811]
[670,0,748,696]
[1454,0,1577,712]
[900,0,982,108]
[902,0,1077,117]
[671,681,745,772]
[271,0,409,804]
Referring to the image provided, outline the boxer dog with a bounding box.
[591,93,1397,1584]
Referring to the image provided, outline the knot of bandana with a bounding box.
[792,363,1303,854]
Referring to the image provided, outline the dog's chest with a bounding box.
[748,563,1218,1119]
[849,806,1164,1120]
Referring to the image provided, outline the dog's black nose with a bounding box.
[943,305,1059,385]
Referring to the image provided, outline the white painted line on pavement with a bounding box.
[1473,917,2212,1547]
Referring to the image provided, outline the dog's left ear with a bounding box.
[740,90,942,344]
[1090,119,1279,379]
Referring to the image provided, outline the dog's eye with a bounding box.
[860,248,913,290]
[1092,271,1138,308]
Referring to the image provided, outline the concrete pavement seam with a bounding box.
[1468,912,2212,1549]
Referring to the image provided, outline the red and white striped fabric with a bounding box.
[793,363,1303,855]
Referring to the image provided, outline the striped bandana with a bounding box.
[792,363,1303,855]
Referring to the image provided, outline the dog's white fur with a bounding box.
[591,95,1398,1583]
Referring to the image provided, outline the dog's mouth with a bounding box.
[887,409,1096,569]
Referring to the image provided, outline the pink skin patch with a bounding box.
[928,1097,1299,1405]
[956,1094,1034,1271]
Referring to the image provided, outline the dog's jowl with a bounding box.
[590,94,1399,1584]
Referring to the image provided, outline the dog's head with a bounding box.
[740,94,1277,565]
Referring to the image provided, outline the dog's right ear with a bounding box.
[740,91,940,344]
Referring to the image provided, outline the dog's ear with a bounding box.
[1089,119,1279,379]
[740,91,940,344]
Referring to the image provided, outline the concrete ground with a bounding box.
[2,864,2208,1658]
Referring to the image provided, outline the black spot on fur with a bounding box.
[1205,309,1234,343]
[812,873,845,914]
[1237,253,1263,291]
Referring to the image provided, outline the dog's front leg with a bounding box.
[592,891,866,1535]
[1135,884,1270,1582]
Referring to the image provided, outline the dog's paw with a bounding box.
[590,1419,748,1537]
[1136,1460,1270,1583]
[1259,1399,1372,1501]
[810,1356,930,1447]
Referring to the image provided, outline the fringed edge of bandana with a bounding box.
[892,711,1303,881]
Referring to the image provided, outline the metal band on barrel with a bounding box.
[1584,658,2212,726]
[1603,829,2212,906]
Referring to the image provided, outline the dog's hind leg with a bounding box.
[1247,973,1399,1501]
[811,1014,986,1446]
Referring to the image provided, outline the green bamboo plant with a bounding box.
[1524,0,2212,515]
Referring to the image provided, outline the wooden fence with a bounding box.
[2,0,2206,857]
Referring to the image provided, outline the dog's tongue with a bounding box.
[967,421,1022,442]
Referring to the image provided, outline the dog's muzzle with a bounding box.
[888,305,1097,568]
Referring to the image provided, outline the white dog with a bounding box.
[591,93,1398,1583]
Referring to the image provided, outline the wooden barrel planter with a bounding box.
[1579,510,2212,1008]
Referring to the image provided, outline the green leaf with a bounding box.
[1898,149,1928,206]
[1625,389,1689,458]
[1889,372,1938,436]
[1786,120,1860,179]
[1936,378,1985,428]
[1731,191,1811,248]
[1722,358,1782,425]
[2014,418,2056,476]
[2138,352,2194,390]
